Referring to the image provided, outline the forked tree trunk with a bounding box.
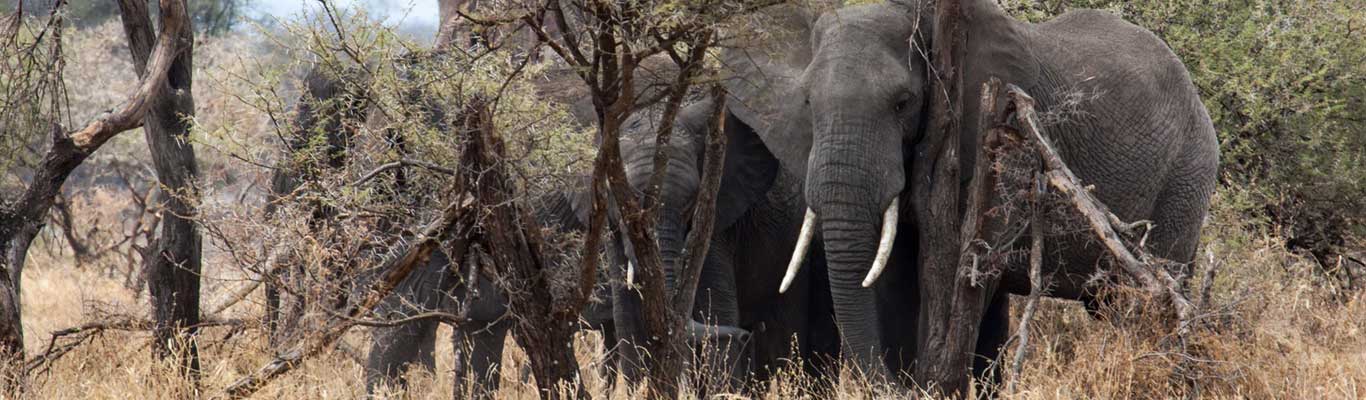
[0,0,189,390]
[117,0,202,378]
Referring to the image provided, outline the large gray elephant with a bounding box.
[721,0,1218,385]
[607,95,840,386]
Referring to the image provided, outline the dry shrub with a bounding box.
[1002,189,1366,400]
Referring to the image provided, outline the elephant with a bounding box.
[361,189,614,398]
[720,0,1219,386]
[606,95,841,387]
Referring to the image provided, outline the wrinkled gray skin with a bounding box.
[607,97,840,386]
[723,1,1219,384]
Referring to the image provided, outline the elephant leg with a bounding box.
[596,319,619,387]
[579,279,619,386]
[609,237,649,385]
[365,317,440,395]
[365,251,455,396]
[973,292,1010,396]
[452,318,511,399]
[694,237,746,389]
[449,249,514,399]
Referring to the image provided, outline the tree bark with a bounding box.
[673,85,727,319]
[434,0,467,51]
[912,3,1000,393]
[455,99,587,399]
[117,0,202,379]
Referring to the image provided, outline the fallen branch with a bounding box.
[25,318,246,377]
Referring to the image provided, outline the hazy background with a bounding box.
[252,0,440,38]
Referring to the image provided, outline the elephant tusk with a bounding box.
[779,208,818,294]
[862,199,899,288]
[626,260,636,288]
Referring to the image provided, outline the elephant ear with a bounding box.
[721,4,816,178]
[714,111,779,231]
[670,99,778,232]
[535,176,595,234]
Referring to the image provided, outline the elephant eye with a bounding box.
[894,94,912,112]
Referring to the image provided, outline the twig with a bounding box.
[1005,85,1196,324]
[351,159,456,186]
[25,318,245,376]
[1008,178,1046,393]
[205,259,283,317]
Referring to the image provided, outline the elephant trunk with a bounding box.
[803,120,906,381]
[657,217,687,296]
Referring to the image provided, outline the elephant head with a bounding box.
[593,93,779,380]
[721,2,935,377]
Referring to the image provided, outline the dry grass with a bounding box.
[11,189,1363,399]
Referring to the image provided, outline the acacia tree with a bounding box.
[0,0,192,390]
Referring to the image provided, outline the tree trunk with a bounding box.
[435,0,463,50]
[456,98,587,399]
[0,226,23,391]
[912,0,997,395]
[117,0,202,379]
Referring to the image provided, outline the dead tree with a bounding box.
[115,0,203,379]
[0,0,190,390]
[912,0,993,395]
[454,98,590,399]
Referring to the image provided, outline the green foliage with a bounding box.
[1000,0,1365,258]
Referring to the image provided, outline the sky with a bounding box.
[250,0,440,34]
